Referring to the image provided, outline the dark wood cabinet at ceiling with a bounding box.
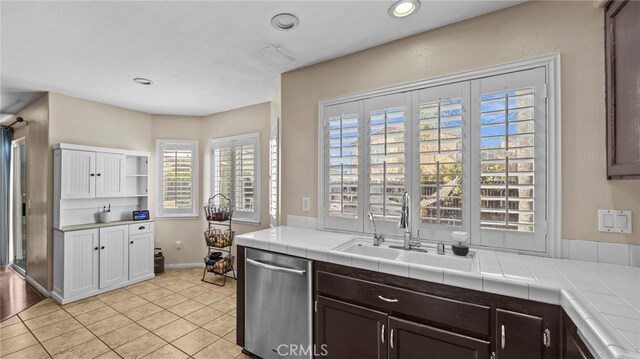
[605,0,640,179]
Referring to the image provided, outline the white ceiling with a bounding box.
[1,1,523,119]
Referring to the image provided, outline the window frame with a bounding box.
[156,139,199,219]
[318,54,561,257]
[210,133,261,225]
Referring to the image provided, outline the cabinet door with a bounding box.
[95,152,126,197]
[388,317,490,359]
[496,309,544,358]
[64,229,99,297]
[99,226,129,289]
[129,232,153,281]
[61,150,96,199]
[606,0,640,178]
[316,296,387,359]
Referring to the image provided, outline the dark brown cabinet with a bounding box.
[316,295,490,359]
[562,312,595,359]
[316,296,387,359]
[389,317,490,359]
[605,0,640,178]
[313,261,562,359]
[496,309,545,358]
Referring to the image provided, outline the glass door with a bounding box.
[10,138,26,274]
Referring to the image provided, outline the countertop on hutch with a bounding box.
[236,226,640,359]
[57,219,155,232]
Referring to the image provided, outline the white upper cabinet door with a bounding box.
[61,150,96,199]
[64,229,99,297]
[128,232,153,281]
[99,225,129,289]
[95,152,126,198]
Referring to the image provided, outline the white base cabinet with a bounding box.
[53,222,154,304]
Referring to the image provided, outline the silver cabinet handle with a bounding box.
[381,324,385,343]
[247,258,306,275]
[501,324,506,350]
[378,295,399,303]
[390,329,394,349]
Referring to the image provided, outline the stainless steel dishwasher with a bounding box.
[245,248,312,359]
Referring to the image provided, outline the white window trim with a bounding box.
[210,133,261,225]
[317,54,561,257]
[156,139,199,219]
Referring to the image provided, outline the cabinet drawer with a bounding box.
[317,271,490,336]
[129,222,153,235]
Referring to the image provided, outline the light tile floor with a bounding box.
[0,269,250,359]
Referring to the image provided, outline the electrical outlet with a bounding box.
[176,241,182,249]
[302,197,311,212]
[598,209,632,234]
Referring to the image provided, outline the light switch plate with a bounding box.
[598,210,632,234]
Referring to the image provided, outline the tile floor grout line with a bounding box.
[3,269,242,359]
[58,300,126,359]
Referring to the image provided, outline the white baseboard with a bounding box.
[51,274,154,305]
[26,275,51,298]
[165,262,205,269]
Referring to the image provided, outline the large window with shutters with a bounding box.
[211,133,261,224]
[156,140,199,218]
[321,59,558,254]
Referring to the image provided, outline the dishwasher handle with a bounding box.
[247,258,307,275]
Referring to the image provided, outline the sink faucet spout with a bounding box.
[399,192,411,249]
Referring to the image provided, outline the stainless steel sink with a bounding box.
[335,238,478,272]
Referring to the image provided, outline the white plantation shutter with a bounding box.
[235,144,256,213]
[269,121,279,227]
[211,134,261,223]
[156,140,198,217]
[365,92,411,236]
[213,146,232,202]
[324,101,363,232]
[413,83,470,240]
[471,68,547,252]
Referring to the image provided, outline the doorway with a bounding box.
[10,137,26,275]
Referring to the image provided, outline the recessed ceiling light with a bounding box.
[271,13,299,31]
[133,77,153,85]
[388,0,420,18]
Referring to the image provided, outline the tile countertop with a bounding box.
[236,226,640,359]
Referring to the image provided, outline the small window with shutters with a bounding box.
[211,133,261,224]
[156,140,199,218]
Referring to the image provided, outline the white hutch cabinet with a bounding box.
[52,143,154,304]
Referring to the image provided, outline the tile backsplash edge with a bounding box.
[562,239,640,267]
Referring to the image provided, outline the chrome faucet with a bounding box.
[398,192,414,250]
[369,210,385,246]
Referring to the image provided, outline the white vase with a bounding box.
[99,212,112,223]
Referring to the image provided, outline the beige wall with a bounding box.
[151,103,272,265]
[151,115,206,265]
[202,102,272,236]
[14,93,50,289]
[280,0,640,245]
